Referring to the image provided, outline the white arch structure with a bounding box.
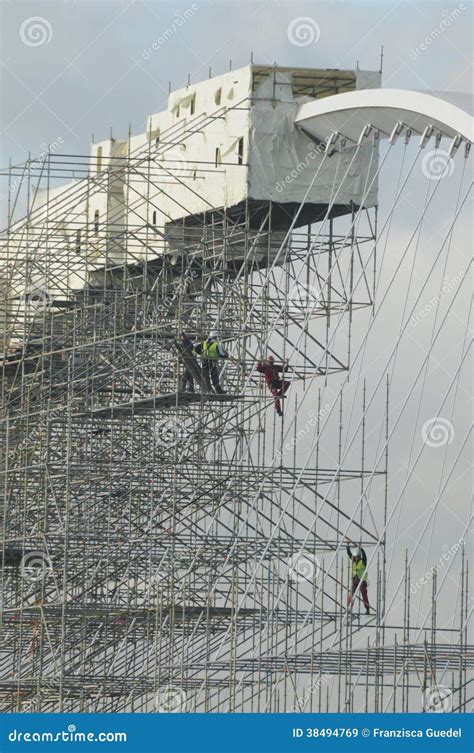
[295,88,473,146]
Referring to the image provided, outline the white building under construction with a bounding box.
[4,64,380,326]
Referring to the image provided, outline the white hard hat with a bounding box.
[353,547,362,557]
[209,330,218,338]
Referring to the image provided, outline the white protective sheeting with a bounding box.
[248,70,380,207]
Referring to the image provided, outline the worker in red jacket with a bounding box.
[256,355,291,416]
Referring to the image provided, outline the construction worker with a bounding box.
[194,330,234,394]
[346,537,370,614]
[256,355,291,416]
[176,332,201,393]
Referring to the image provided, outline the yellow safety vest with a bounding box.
[352,559,368,582]
[202,340,220,359]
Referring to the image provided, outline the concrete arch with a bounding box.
[295,88,473,145]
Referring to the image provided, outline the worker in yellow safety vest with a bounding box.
[346,537,370,614]
[194,330,236,394]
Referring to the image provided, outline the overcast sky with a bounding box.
[1,0,472,162]
[0,0,472,678]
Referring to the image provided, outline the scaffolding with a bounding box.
[0,64,471,714]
